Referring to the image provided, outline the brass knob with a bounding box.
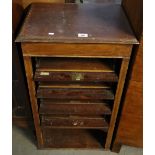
[72,120,84,126]
[72,120,78,126]
[71,73,84,81]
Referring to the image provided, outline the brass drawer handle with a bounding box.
[40,72,49,76]
[71,73,84,81]
[72,120,84,126]
[72,120,78,126]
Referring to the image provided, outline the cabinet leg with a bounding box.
[105,58,130,149]
[23,56,44,148]
[111,141,122,153]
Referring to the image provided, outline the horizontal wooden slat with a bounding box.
[38,82,112,89]
[41,115,109,129]
[37,87,114,100]
[34,58,118,82]
[35,71,118,82]
[39,100,112,115]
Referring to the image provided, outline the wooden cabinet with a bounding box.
[16,3,137,149]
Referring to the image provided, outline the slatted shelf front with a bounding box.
[39,99,112,115]
[34,58,118,82]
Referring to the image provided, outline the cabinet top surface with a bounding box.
[16,3,138,44]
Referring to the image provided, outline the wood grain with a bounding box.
[37,82,112,89]
[41,115,109,129]
[22,43,132,58]
[34,57,118,82]
[35,72,118,82]
[39,99,112,115]
[23,56,43,148]
[105,58,130,149]
[16,3,138,44]
[37,87,114,100]
[22,0,65,9]
[122,0,143,40]
[17,2,137,150]
[130,39,143,82]
[112,39,143,152]
[12,0,23,33]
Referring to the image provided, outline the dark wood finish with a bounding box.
[41,115,109,129]
[122,0,143,40]
[130,40,143,82]
[22,43,133,58]
[39,99,112,115]
[22,0,65,9]
[36,58,116,72]
[35,58,118,82]
[12,0,33,128]
[35,71,118,82]
[16,3,137,44]
[13,117,33,128]
[37,87,114,100]
[115,82,142,144]
[17,3,137,149]
[38,82,113,88]
[12,0,23,32]
[13,0,75,10]
[65,0,75,3]
[42,129,106,148]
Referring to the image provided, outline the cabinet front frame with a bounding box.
[22,43,132,149]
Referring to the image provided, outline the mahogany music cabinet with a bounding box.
[16,3,138,149]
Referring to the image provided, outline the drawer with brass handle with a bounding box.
[34,58,118,82]
[41,115,109,130]
[35,71,118,82]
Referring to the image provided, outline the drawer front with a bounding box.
[41,116,109,129]
[39,102,111,115]
[22,43,132,57]
[35,71,118,82]
[37,88,114,100]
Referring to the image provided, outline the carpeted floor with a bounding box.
[12,126,143,155]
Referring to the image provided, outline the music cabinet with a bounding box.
[16,3,138,149]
